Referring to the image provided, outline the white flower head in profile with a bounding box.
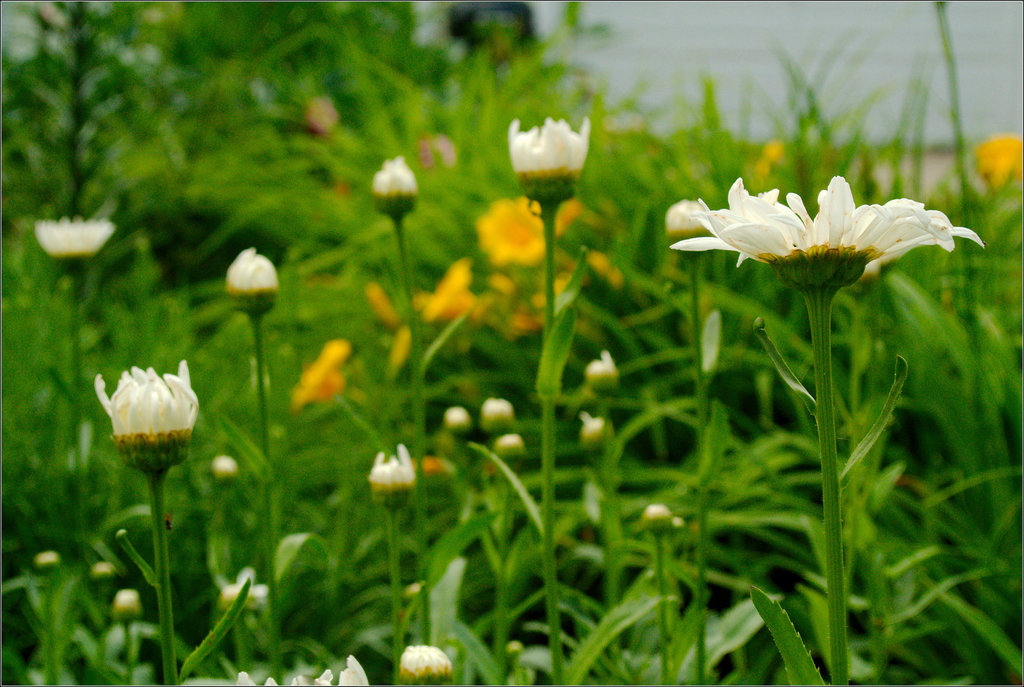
[369,444,416,503]
[373,156,418,198]
[227,248,279,297]
[94,360,198,472]
[584,350,618,391]
[578,411,606,449]
[336,656,370,686]
[479,397,515,434]
[35,217,115,259]
[509,117,590,203]
[493,432,526,460]
[400,645,453,685]
[219,567,269,612]
[671,176,984,291]
[666,200,706,241]
[442,406,472,435]
[111,588,142,621]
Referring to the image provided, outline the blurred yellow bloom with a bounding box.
[754,139,784,179]
[389,325,412,373]
[975,134,1023,189]
[477,197,545,267]
[418,455,452,477]
[292,339,352,412]
[586,251,624,289]
[487,272,517,296]
[555,198,584,234]
[530,272,572,310]
[366,282,402,330]
[417,258,477,323]
[511,307,543,337]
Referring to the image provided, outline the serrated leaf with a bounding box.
[750,586,824,685]
[274,532,326,583]
[536,307,577,398]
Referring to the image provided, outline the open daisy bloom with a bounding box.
[671,176,983,292]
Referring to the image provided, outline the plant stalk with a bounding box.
[539,202,564,684]
[147,471,178,685]
[691,252,710,685]
[654,531,672,685]
[804,287,849,686]
[393,215,431,643]
[386,509,403,685]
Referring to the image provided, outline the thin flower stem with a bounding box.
[393,216,431,644]
[252,315,282,679]
[539,203,564,684]
[147,471,178,685]
[691,252,710,685]
[386,509,403,685]
[804,287,849,686]
[44,574,58,685]
[654,531,671,685]
[598,397,624,656]
[494,482,511,680]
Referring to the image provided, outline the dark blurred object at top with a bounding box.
[448,2,535,64]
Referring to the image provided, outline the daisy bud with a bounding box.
[34,550,60,571]
[666,200,706,242]
[94,360,198,473]
[642,503,674,534]
[35,217,115,259]
[369,444,416,507]
[90,561,117,580]
[111,588,142,622]
[400,645,453,685]
[509,117,590,205]
[493,433,526,460]
[374,156,417,221]
[212,454,239,481]
[227,248,278,315]
[443,406,473,435]
[585,350,618,392]
[579,411,606,450]
[480,398,514,434]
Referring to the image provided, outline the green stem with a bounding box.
[804,288,849,686]
[125,622,138,684]
[494,483,511,680]
[44,573,58,685]
[67,2,86,218]
[539,202,564,684]
[598,400,624,633]
[393,216,431,644]
[691,253,710,685]
[386,509,404,685]
[147,471,178,685]
[252,315,282,679]
[654,532,672,684]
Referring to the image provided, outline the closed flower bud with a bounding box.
[579,411,606,449]
[111,588,142,622]
[509,117,590,204]
[505,640,524,659]
[90,561,117,580]
[642,503,675,534]
[95,360,198,473]
[35,217,115,259]
[400,645,453,685]
[666,200,706,241]
[34,550,61,570]
[480,398,514,434]
[585,350,618,392]
[493,433,525,460]
[443,406,472,435]
[374,157,417,220]
[212,454,239,481]
[227,248,278,314]
[369,444,416,506]
[219,568,269,612]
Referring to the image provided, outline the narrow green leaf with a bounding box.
[701,309,722,374]
[216,415,269,480]
[699,401,729,483]
[752,317,815,413]
[468,443,542,535]
[274,532,327,583]
[453,620,502,686]
[749,586,825,686]
[178,579,250,682]
[420,312,469,377]
[333,395,388,454]
[554,246,589,316]
[536,307,577,397]
[115,530,156,588]
[938,590,1023,676]
[427,513,496,587]
[841,356,908,482]
[566,595,664,684]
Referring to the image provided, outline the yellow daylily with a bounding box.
[291,339,352,412]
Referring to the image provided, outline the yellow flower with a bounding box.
[418,258,477,323]
[291,339,352,412]
[477,197,546,267]
[389,325,412,373]
[975,134,1023,189]
[754,139,784,179]
[555,198,584,234]
[366,282,402,330]
[586,251,624,289]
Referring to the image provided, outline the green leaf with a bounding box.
[468,443,542,535]
[554,246,589,317]
[536,307,577,398]
[749,587,824,685]
[753,317,815,413]
[333,395,389,454]
[420,312,469,377]
[178,579,250,682]
[216,415,269,480]
[274,532,327,583]
[938,590,1023,676]
[701,309,722,374]
[841,356,908,482]
[427,513,496,588]
[115,530,156,587]
[453,620,502,686]
[566,595,663,684]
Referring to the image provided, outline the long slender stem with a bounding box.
[43,573,58,685]
[539,202,564,684]
[691,252,710,685]
[252,315,282,679]
[804,288,848,686]
[386,509,403,685]
[654,532,671,685]
[494,482,511,680]
[599,399,623,614]
[393,216,431,643]
[147,471,178,685]
[68,2,86,218]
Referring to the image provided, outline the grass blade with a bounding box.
[841,355,908,482]
[468,443,543,535]
[178,578,250,682]
[566,595,663,684]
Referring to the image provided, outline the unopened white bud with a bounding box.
[400,645,453,685]
[585,350,618,391]
[90,561,117,580]
[212,454,239,481]
[480,398,514,434]
[369,444,416,505]
[579,412,606,449]
[666,200,706,241]
[227,248,279,297]
[111,588,142,621]
[443,406,472,435]
[34,550,60,570]
[493,433,525,460]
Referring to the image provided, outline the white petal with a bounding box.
[670,236,739,253]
